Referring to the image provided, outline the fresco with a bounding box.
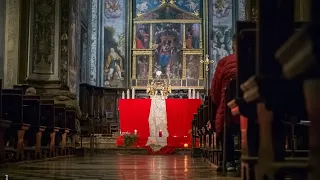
[104,0,127,88]
[186,54,200,86]
[135,24,150,49]
[208,0,233,84]
[135,0,200,16]
[185,24,200,49]
[152,23,183,79]
[135,0,161,15]
[136,55,149,79]
[175,0,200,14]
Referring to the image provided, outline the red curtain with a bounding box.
[166,99,202,147]
[118,99,151,146]
[118,99,201,151]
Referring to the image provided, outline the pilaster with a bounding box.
[26,0,61,82]
[0,0,5,81]
[4,0,20,88]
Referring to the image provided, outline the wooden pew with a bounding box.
[22,95,43,160]
[2,89,30,161]
[0,80,12,163]
[66,107,76,155]
[54,104,67,156]
[40,100,57,158]
[191,113,202,157]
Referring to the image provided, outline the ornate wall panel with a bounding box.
[26,0,60,81]
[4,0,21,88]
[60,0,69,85]
[103,0,128,88]
[89,0,98,85]
[0,0,5,80]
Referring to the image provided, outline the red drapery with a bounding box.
[118,99,151,147]
[118,99,201,154]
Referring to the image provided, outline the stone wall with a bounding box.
[0,0,5,80]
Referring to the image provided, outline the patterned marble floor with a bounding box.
[0,155,240,180]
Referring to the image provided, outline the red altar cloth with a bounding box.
[118,99,201,153]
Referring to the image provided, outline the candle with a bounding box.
[127,89,130,99]
[134,129,137,135]
[188,88,191,99]
[159,130,162,137]
[192,89,196,99]
[122,91,125,99]
[196,91,200,99]
[132,88,135,99]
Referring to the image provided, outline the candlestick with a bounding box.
[122,91,125,99]
[188,88,191,99]
[159,130,162,137]
[127,89,130,99]
[132,88,135,99]
[134,129,137,135]
[196,91,200,99]
[192,89,196,99]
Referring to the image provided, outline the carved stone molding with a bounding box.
[4,0,20,88]
[26,0,60,81]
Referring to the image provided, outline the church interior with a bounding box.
[0,0,318,179]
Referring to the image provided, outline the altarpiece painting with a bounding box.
[132,1,204,89]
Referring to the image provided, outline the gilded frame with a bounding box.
[183,50,204,88]
[131,1,206,90]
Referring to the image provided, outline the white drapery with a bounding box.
[146,98,169,151]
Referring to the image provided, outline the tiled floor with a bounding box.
[0,155,240,180]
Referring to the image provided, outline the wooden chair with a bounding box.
[0,79,12,163]
[2,89,30,161]
[55,104,66,156]
[22,95,43,160]
[40,100,57,158]
[66,107,76,155]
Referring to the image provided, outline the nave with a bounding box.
[0,155,239,180]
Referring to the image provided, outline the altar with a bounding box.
[117,98,201,154]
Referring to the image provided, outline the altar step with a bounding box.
[80,134,191,155]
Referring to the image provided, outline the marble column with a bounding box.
[3,0,21,88]
[26,0,61,84]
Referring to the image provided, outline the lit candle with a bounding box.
[122,91,125,99]
[196,91,200,99]
[132,88,135,99]
[188,88,191,99]
[134,129,137,135]
[127,89,130,99]
[192,89,196,99]
[159,130,162,137]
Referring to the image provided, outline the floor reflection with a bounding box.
[0,155,240,180]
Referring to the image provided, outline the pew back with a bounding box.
[23,95,40,126]
[66,107,76,131]
[40,100,55,127]
[55,104,66,129]
[2,89,23,124]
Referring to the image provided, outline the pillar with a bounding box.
[26,0,61,84]
[0,0,5,81]
[3,0,21,88]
